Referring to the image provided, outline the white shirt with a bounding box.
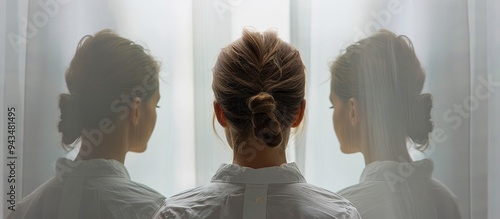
[338,159,461,219]
[8,158,165,219]
[154,163,361,219]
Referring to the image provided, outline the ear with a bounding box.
[214,101,228,127]
[348,97,359,126]
[291,99,306,127]
[129,97,142,126]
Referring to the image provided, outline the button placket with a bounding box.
[242,184,268,219]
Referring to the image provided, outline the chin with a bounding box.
[130,145,147,153]
[340,145,358,154]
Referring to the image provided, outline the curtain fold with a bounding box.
[469,0,488,218]
[191,0,233,187]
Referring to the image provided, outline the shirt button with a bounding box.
[255,195,263,204]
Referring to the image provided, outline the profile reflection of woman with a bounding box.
[8,30,164,219]
[329,30,461,219]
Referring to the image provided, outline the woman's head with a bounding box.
[330,29,432,162]
[58,29,160,154]
[213,29,306,153]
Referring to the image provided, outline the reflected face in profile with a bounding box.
[330,83,359,154]
[131,88,160,153]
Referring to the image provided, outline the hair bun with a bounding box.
[247,92,283,147]
[58,93,84,145]
[248,92,276,114]
[408,93,433,148]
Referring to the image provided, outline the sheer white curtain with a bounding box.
[486,1,500,217]
[1,0,497,218]
[469,0,499,218]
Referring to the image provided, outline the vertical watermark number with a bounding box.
[6,107,18,212]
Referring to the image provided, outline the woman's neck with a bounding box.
[232,144,287,168]
[361,138,412,166]
[363,146,412,165]
[76,136,128,164]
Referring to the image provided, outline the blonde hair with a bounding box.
[212,29,305,149]
[330,29,432,159]
[58,29,160,149]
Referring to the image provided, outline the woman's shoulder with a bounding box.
[89,175,166,210]
[338,180,389,196]
[428,178,461,216]
[154,183,236,219]
[57,158,165,202]
[428,177,459,197]
[166,182,243,206]
[337,177,461,219]
[275,182,353,202]
[11,174,165,219]
[264,182,361,218]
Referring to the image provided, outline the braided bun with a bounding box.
[407,93,433,148]
[247,92,283,147]
[57,93,83,145]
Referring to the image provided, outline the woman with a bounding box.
[154,29,360,219]
[330,29,461,218]
[9,30,164,219]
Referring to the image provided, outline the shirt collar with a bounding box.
[55,157,131,179]
[211,162,307,184]
[360,158,434,182]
